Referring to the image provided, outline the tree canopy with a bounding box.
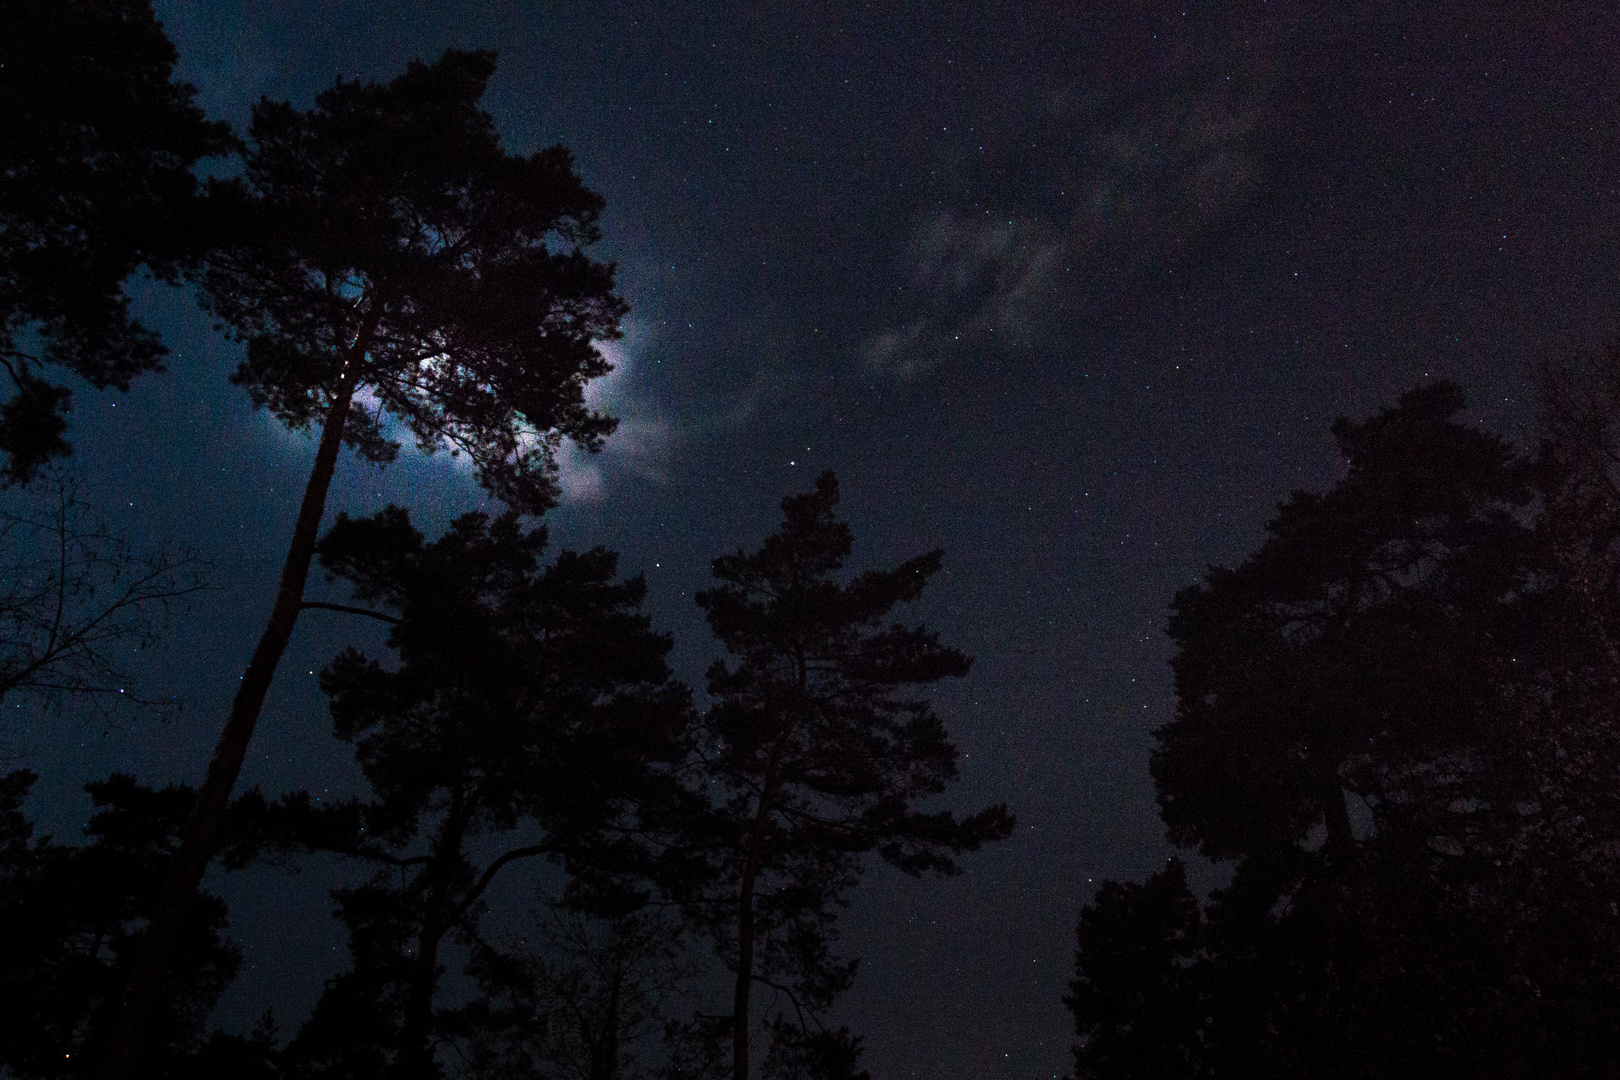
[200,48,625,512]
[1068,380,1620,1078]
[271,506,687,1079]
[0,0,231,483]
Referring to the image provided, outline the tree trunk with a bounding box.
[590,973,622,1080]
[101,323,375,1080]
[733,853,759,1080]
[396,794,473,1080]
[1322,768,1355,859]
[733,730,791,1080]
[396,920,449,1080]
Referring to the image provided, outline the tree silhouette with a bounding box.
[1,0,231,483]
[1156,381,1536,866]
[679,471,1013,1080]
[1064,859,1205,1080]
[0,771,276,1079]
[1068,382,1620,1077]
[261,506,685,1079]
[110,49,628,1076]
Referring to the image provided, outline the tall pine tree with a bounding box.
[680,472,1013,1080]
[110,50,627,1078]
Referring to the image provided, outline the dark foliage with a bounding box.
[1064,859,1204,1080]
[466,909,694,1080]
[677,471,1012,1080]
[0,771,274,1079]
[199,48,626,512]
[0,0,231,482]
[260,507,688,1079]
[1156,381,1538,865]
[1068,381,1620,1078]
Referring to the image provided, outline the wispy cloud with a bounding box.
[868,13,1273,379]
[555,330,672,504]
[867,212,1067,378]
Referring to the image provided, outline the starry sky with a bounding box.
[21,4,1620,1078]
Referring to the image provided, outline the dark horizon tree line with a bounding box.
[10,3,1620,1079]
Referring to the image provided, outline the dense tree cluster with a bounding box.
[96,44,633,1078]
[0,14,1003,1080]
[1068,376,1620,1077]
[0,771,275,1080]
[0,475,996,1080]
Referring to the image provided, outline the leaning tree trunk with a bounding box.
[102,323,375,1080]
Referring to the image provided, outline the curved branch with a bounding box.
[447,843,555,928]
[298,600,402,625]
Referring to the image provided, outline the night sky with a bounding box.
[20,4,1620,1078]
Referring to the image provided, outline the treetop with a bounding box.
[200,48,628,515]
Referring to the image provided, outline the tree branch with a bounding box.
[448,843,556,928]
[298,600,402,625]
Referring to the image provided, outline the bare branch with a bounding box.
[0,468,209,723]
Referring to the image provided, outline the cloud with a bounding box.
[867,212,1067,378]
[1071,70,1264,272]
[357,327,671,508]
[867,12,1273,379]
[554,332,672,504]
